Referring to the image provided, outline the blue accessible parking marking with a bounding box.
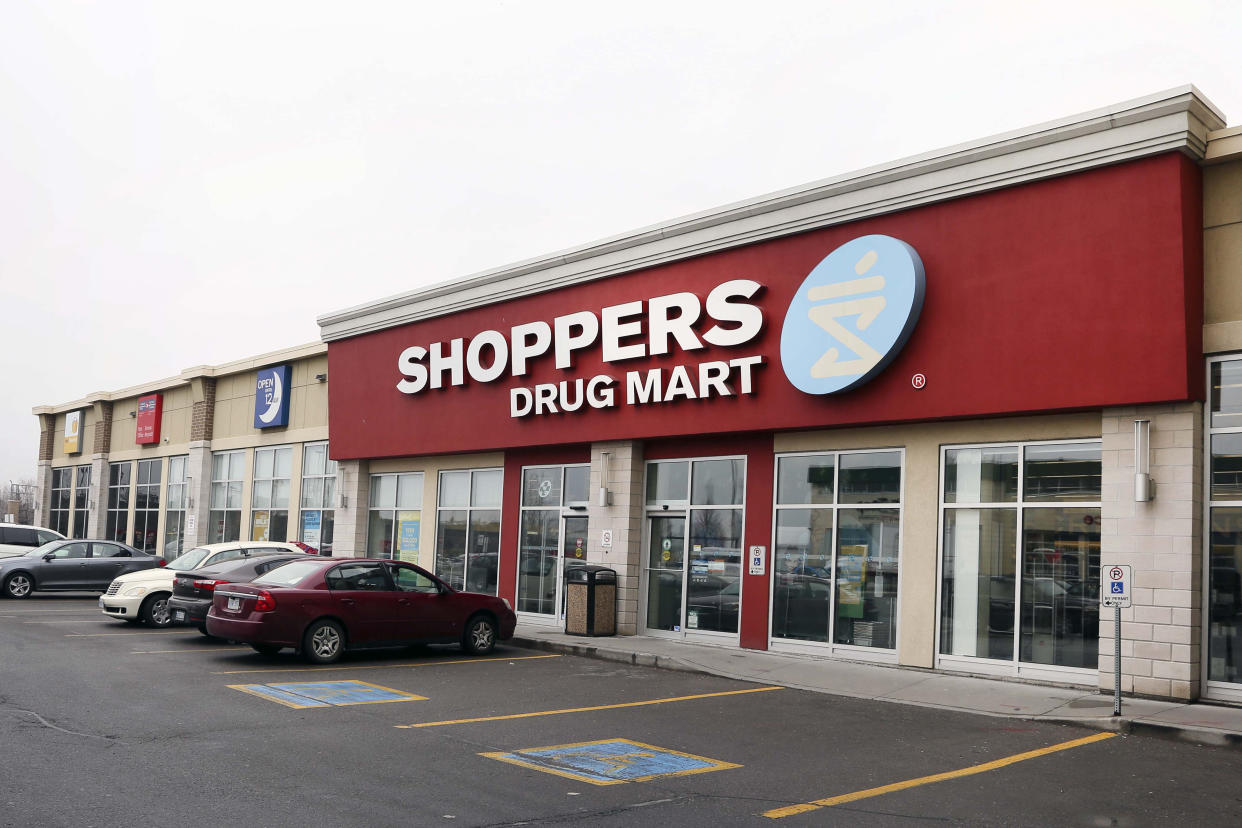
[481,738,740,786]
[228,680,427,709]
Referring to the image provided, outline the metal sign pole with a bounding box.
[1113,605,1122,717]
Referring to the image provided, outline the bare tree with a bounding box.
[5,479,37,525]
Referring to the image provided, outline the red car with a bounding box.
[205,558,516,663]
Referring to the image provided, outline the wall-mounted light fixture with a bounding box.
[129,411,136,418]
[315,373,328,383]
[1134,419,1155,502]
[598,451,612,507]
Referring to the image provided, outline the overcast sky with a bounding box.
[1,1,1239,488]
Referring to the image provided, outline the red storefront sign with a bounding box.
[135,393,162,445]
[328,153,1203,460]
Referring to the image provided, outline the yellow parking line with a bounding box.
[396,686,784,729]
[133,647,253,654]
[762,731,1116,819]
[213,653,563,675]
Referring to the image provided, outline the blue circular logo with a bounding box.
[780,235,925,395]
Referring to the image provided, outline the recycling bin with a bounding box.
[564,564,617,636]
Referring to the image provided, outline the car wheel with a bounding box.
[251,644,282,656]
[140,593,172,628]
[303,619,345,664]
[4,573,33,599]
[461,615,497,655]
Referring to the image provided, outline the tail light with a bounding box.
[158,559,167,567]
[254,590,276,612]
[194,579,224,592]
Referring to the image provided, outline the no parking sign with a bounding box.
[1102,564,1131,608]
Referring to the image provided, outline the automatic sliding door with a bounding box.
[646,516,685,632]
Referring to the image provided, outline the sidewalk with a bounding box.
[511,627,1242,748]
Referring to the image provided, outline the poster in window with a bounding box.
[837,544,868,619]
[252,510,270,542]
[398,511,421,562]
[302,510,322,550]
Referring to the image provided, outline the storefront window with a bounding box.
[436,469,502,594]
[72,466,90,539]
[105,462,131,543]
[133,458,161,553]
[250,446,291,542]
[517,464,590,615]
[164,456,188,558]
[300,442,337,555]
[368,472,423,560]
[209,450,244,543]
[772,450,902,649]
[50,468,73,537]
[939,441,1101,671]
[1209,357,1242,685]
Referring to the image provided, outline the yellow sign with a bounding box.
[837,544,868,619]
[63,411,82,455]
[251,510,270,541]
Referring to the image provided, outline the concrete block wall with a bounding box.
[331,459,370,558]
[587,441,645,635]
[1099,402,1203,700]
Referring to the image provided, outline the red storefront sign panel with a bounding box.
[328,153,1203,461]
[135,393,163,445]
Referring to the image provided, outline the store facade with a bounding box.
[32,87,1242,703]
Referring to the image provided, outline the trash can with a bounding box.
[564,564,617,636]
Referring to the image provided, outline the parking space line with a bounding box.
[132,647,253,654]
[26,619,118,624]
[212,653,562,675]
[66,631,187,637]
[395,686,783,729]
[762,731,1116,819]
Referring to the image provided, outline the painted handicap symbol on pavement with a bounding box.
[482,738,740,785]
[229,680,427,708]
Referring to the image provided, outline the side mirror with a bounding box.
[42,553,54,562]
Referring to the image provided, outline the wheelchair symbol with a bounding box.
[1110,582,1125,594]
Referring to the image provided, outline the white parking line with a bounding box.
[132,647,252,654]
[65,631,186,637]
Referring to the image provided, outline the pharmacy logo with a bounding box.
[780,234,925,395]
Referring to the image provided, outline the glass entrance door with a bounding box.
[646,516,686,632]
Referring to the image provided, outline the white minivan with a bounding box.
[0,524,65,559]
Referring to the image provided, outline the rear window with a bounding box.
[253,560,321,587]
[1,527,37,546]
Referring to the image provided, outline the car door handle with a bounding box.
[340,598,356,605]
[397,598,410,606]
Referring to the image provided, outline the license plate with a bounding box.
[227,597,240,611]
[173,609,185,622]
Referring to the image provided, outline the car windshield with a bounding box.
[165,547,212,571]
[252,560,321,588]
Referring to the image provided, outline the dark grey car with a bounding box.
[0,540,163,598]
[168,554,304,633]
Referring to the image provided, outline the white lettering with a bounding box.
[664,365,696,401]
[601,301,646,362]
[698,361,733,398]
[466,330,509,383]
[428,340,465,389]
[648,293,703,356]
[534,383,559,415]
[729,355,764,394]
[510,386,533,417]
[511,321,552,376]
[587,375,616,409]
[559,379,585,412]
[554,311,600,369]
[627,369,662,405]
[703,280,764,347]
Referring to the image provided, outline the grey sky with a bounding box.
[1,1,1239,486]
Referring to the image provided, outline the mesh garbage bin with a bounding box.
[564,564,617,636]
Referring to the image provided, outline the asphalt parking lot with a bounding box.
[4,595,1242,827]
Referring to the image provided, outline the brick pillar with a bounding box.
[190,377,216,442]
[1099,403,1203,701]
[588,440,645,635]
[331,460,369,558]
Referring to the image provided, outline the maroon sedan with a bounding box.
[205,558,516,663]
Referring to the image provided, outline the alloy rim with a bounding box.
[471,622,494,650]
[313,626,340,658]
[9,576,30,597]
[151,598,170,626]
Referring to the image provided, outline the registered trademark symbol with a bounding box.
[911,373,927,389]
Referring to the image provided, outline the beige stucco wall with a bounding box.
[210,353,329,450]
[49,408,95,466]
[776,412,1102,668]
[1203,158,1242,353]
[106,384,194,461]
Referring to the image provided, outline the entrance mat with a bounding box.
[228,680,428,709]
[481,738,740,785]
